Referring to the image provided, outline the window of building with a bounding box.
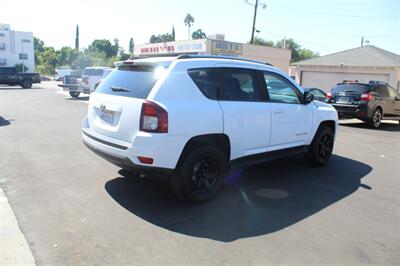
[21,39,31,43]
[0,58,6,65]
[19,53,28,60]
[0,43,5,49]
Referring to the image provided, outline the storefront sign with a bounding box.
[135,40,206,55]
[211,40,242,55]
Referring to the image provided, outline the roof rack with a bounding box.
[176,54,273,66]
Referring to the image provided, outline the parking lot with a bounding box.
[1,82,399,265]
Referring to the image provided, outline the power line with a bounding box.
[272,4,400,19]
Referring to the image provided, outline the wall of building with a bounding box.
[241,44,291,72]
[0,24,35,72]
[290,65,400,91]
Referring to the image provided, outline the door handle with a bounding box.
[274,109,285,114]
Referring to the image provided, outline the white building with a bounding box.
[0,23,35,72]
[290,45,400,92]
[134,34,291,72]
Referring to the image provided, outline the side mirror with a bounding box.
[303,91,314,104]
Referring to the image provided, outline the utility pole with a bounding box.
[75,25,79,50]
[250,0,259,44]
[246,0,266,44]
[283,33,287,49]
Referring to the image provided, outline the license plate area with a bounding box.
[337,96,350,103]
[100,109,114,125]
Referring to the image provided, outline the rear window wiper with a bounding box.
[110,86,130,92]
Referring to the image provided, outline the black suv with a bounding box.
[328,80,400,128]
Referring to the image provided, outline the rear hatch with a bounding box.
[330,83,369,104]
[87,62,169,144]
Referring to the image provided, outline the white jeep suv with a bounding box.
[82,55,338,203]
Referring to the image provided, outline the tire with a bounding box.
[21,79,32,89]
[170,145,228,203]
[367,108,382,129]
[306,125,334,166]
[69,92,80,98]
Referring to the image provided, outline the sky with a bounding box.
[1,0,399,56]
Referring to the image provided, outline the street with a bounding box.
[1,82,399,265]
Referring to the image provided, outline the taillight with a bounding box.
[140,100,168,133]
[326,92,332,99]
[138,156,154,164]
[361,93,372,101]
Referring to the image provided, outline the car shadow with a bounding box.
[0,116,12,126]
[66,96,90,101]
[105,154,372,242]
[0,86,42,90]
[340,121,400,132]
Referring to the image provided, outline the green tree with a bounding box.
[192,29,206,40]
[34,37,45,65]
[298,48,319,61]
[36,46,58,75]
[57,46,79,66]
[275,38,318,62]
[70,51,92,70]
[251,36,274,47]
[87,39,119,58]
[14,63,29,73]
[129,38,134,54]
[184,13,195,40]
[75,24,79,50]
[149,33,174,43]
[150,35,162,43]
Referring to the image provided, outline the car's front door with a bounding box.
[218,67,271,161]
[262,71,313,151]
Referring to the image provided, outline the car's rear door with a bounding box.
[217,67,271,161]
[262,71,313,150]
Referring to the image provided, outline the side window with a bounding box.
[188,68,220,100]
[387,86,398,98]
[263,72,301,104]
[221,68,261,102]
[375,85,389,97]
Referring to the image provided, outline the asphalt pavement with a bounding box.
[0,82,399,265]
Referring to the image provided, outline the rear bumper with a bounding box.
[83,136,173,177]
[331,103,368,119]
[81,116,187,175]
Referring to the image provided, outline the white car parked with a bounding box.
[82,55,339,203]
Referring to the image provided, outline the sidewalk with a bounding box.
[0,188,35,265]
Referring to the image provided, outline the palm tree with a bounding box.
[184,13,195,40]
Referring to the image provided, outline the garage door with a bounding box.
[301,71,390,92]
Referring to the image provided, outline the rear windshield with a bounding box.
[83,69,104,76]
[332,84,369,94]
[95,65,163,99]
